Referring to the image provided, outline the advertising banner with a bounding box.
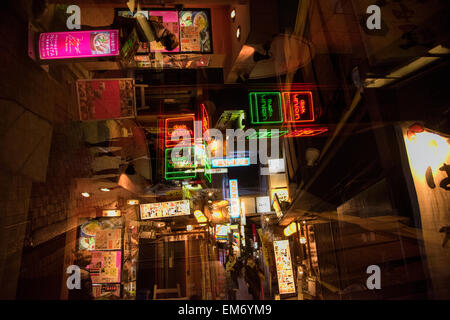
[140,199,191,220]
[39,30,119,60]
[76,78,136,121]
[273,240,296,295]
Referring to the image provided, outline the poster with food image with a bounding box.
[179,10,212,53]
[78,218,122,251]
[149,11,180,52]
[89,250,122,284]
[39,30,119,60]
[76,78,136,121]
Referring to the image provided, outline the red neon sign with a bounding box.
[282,91,314,123]
[165,116,195,147]
[201,104,209,137]
[284,127,328,138]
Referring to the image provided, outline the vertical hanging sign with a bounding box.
[229,179,240,218]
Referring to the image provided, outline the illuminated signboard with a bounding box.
[212,157,250,168]
[102,210,121,217]
[165,147,197,180]
[229,179,240,218]
[249,92,283,124]
[165,116,195,147]
[272,194,283,219]
[284,127,328,138]
[140,200,190,220]
[271,188,289,204]
[282,91,314,123]
[215,224,229,242]
[39,30,119,60]
[273,240,296,295]
[247,129,289,140]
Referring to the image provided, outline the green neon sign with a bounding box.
[165,147,197,180]
[246,129,289,140]
[249,92,283,124]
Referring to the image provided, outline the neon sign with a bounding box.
[246,129,289,140]
[164,147,197,180]
[249,92,283,124]
[284,127,328,138]
[229,179,240,218]
[282,91,314,123]
[165,116,195,147]
[212,157,250,168]
[201,104,210,137]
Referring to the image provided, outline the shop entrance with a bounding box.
[137,232,208,299]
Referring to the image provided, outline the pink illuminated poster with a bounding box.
[89,250,122,284]
[39,30,119,60]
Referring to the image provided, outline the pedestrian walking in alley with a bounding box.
[225,254,238,299]
[235,265,253,300]
[245,256,265,300]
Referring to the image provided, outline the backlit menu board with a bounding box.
[140,200,191,220]
[273,240,296,295]
[39,30,119,60]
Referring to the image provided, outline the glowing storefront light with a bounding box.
[404,130,449,179]
[194,210,208,223]
[283,222,297,237]
[102,210,121,217]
